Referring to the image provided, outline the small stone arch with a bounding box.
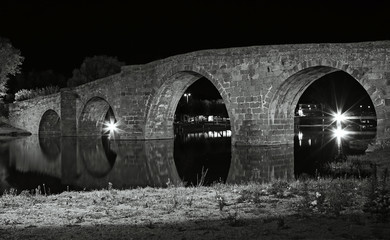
[78,97,116,136]
[144,66,234,140]
[38,109,61,136]
[268,59,379,144]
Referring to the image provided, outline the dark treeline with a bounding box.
[4,55,124,102]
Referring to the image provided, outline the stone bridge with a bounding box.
[8,41,390,145]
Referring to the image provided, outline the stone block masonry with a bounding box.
[8,92,61,135]
[7,41,390,145]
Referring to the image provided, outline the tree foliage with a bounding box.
[67,55,125,87]
[9,69,67,94]
[0,37,24,98]
[14,86,60,102]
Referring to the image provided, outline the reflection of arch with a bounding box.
[39,136,61,160]
[78,97,116,136]
[144,139,182,186]
[227,145,294,184]
[268,62,378,144]
[78,136,117,178]
[38,109,61,136]
[145,69,233,140]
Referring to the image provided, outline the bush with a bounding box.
[14,89,35,101]
[364,167,390,222]
[14,86,60,101]
[67,55,124,87]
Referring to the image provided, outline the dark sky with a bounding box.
[298,71,375,113]
[1,0,389,78]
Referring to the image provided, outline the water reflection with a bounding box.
[2,126,373,194]
[294,127,376,177]
[180,130,232,141]
[228,144,294,184]
[174,134,231,186]
[78,136,116,178]
[39,136,61,160]
[0,131,296,194]
[0,135,182,194]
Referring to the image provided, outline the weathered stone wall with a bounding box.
[8,92,61,135]
[141,41,390,145]
[7,41,390,145]
[60,89,77,136]
[72,70,148,138]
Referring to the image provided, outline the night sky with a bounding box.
[1,0,389,78]
[298,71,375,114]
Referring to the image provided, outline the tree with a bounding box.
[67,55,125,87]
[8,69,67,93]
[0,38,24,98]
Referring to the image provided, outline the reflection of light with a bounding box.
[185,130,231,139]
[332,126,349,145]
[298,131,303,146]
[333,127,348,139]
[333,111,346,123]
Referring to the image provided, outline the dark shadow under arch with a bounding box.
[145,70,233,141]
[293,71,377,177]
[268,65,378,144]
[39,109,61,136]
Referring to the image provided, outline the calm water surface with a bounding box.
[0,128,374,194]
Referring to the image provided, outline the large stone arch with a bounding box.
[38,109,61,136]
[268,59,381,144]
[144,66,234,140]
[78,97,117,136]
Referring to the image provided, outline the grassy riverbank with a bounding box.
[1,173,389,239]
[1,139,389,239]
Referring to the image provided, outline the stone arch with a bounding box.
[268,59,379,144]
[38,109,61,136]
[145,66,234,140]
[78,97,116,136]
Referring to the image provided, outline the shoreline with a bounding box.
[0,121,31,138]
[1,176,389,239]
[1,125,389,239]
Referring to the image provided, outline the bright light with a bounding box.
[298,131,303,141]
[332,127,348,139]
[103,120,119,135]
[333,111,346,123]
[184,93,191,103]
[106,122,117,132]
